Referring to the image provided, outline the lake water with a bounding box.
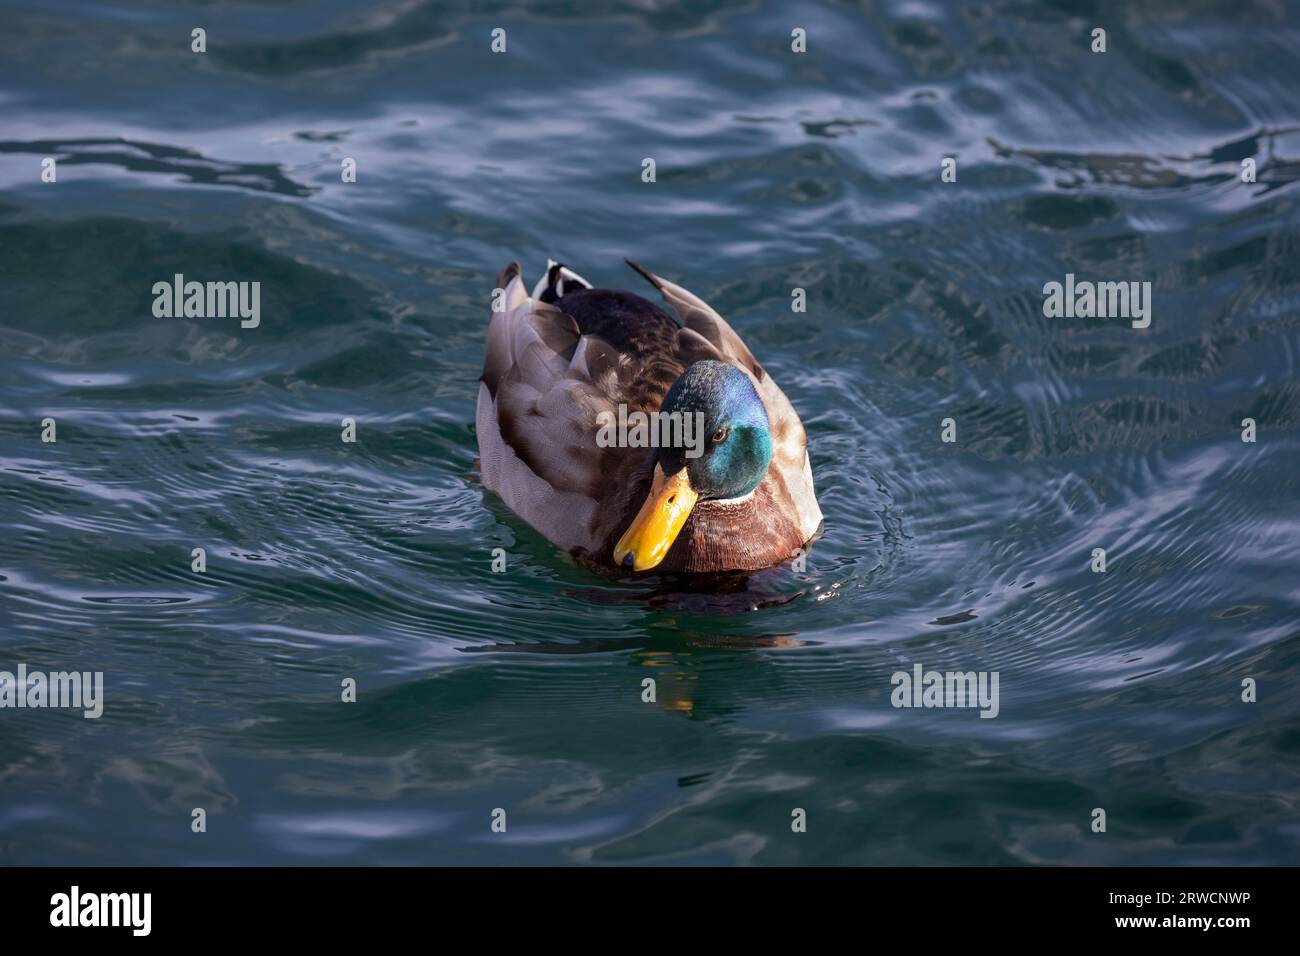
[1,0,1298,865]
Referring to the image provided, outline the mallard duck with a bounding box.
[476,259,823,573]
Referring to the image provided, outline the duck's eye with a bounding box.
[711,426,728,444]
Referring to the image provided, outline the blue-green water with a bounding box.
[2,0,1299,865]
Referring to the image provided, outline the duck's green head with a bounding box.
[614,360,772,571]
[663,360,773,499]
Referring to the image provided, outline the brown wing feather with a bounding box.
[624,259,764,380]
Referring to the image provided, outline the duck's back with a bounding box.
[555,289,680,361]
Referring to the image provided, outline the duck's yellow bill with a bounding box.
[613,465,699,572]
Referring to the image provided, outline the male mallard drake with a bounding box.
[476,259,822,573]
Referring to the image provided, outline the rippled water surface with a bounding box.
[2,0,1299,865]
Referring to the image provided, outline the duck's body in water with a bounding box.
[476,259,822,574]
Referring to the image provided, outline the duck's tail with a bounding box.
[531,259,593,304]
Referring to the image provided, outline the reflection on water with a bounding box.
[0,0,1298,865]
